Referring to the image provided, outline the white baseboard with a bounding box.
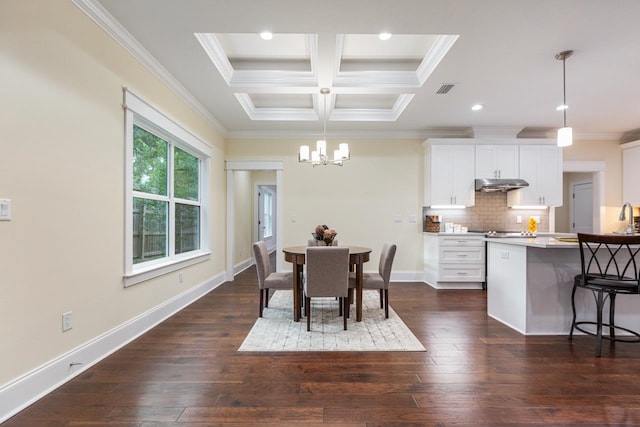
[389,270,425,282]
[424,280,484,290]
[0,271,226,424]
[234,256,254,275]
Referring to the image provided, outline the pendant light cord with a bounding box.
[562,56,567,128]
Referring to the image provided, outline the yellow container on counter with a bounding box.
[528,217,537,233]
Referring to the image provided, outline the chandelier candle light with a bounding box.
[298,88,350,166]
[555,50,573,148]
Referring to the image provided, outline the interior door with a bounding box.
[572,181,593,233]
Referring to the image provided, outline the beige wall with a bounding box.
[226,138,425,272]
[563,138,626,232]
[0,1,225,385]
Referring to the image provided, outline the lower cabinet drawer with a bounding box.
[439,247,484,263]
[439,264,485,281]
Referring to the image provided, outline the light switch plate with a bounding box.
[393,214,402,223]
[0,199,11,221]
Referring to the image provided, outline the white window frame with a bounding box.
[123,89,211,286]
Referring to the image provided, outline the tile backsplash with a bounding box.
[423,192,549,232]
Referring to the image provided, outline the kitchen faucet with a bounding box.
[619,202,635,234]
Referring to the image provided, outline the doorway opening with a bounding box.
[225,161,283,281]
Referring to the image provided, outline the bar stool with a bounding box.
[570,233,640,356]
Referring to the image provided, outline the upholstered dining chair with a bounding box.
[304,247,350,331]
[570,233,640,357]
[350,242,397,318]
[252,240,293,317]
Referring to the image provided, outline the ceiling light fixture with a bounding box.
[555,50,573,147]
[471,104,483,111]
[298,88,350,167]
[260,31,273,40]
[379,32,392,41]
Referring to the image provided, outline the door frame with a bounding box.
[225,161,283,281]
[558,161,605,234]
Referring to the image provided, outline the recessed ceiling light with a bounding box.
[471,104,483,111]
[260,31,273,40]
[379,32,392,41]
[556,104,568,111]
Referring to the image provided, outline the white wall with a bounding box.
[0,0,225,396]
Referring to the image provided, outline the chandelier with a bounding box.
[555,50,573,147]
[298,88,350,166]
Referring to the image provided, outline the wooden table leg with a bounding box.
[356,259,363,322]
[292,262,300,322]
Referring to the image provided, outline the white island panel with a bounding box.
[487,242,527,332]
[487,237,640,335]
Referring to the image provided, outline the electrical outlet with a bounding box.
[178,272,184,283]
[516,215,522,224]
[62,312,72,332]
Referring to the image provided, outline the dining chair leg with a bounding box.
[384,289,389,318]
[379,290,384,309]
[343,297,348,330]
[264,288,270,308]
[306,296,311,331]
[259,289,265,317]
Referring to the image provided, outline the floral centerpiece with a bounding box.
[312,224,337,245]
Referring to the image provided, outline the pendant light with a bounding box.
[555,50,573,147]
[298,88,350,166]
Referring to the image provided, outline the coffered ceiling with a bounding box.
[76,0,640,141]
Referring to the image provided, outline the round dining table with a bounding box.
[283,245,372,322]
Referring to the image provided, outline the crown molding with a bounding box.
[227,128,470,140]
[72,0,227,135]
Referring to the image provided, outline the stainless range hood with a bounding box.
[475,178,529,192]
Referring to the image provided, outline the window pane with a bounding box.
[174,147,199,201]
[133,125,168,196]
[175,203,200,254]
[133,198,168,264]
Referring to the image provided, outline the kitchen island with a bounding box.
[486,235,640,335]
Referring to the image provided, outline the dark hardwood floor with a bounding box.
[5,264,640,426]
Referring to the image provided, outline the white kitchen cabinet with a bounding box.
[507,145,563,207]
[423,233,485,289]
[622,140,640,205]
[475,145,519,179]
[425,144,475,206]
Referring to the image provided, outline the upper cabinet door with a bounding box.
[475,145,519,179]
[508,145,562,207]
[622,141,640,205]
[426,144,475,206]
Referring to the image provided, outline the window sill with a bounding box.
[123,251,211,287]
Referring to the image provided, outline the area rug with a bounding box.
[238,290,426,351]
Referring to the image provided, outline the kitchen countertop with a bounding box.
[484,233,579,248]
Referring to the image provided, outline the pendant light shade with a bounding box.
[555,50,573,147]
[557,126,573,147]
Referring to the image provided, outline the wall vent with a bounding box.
[436,83,456,94]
